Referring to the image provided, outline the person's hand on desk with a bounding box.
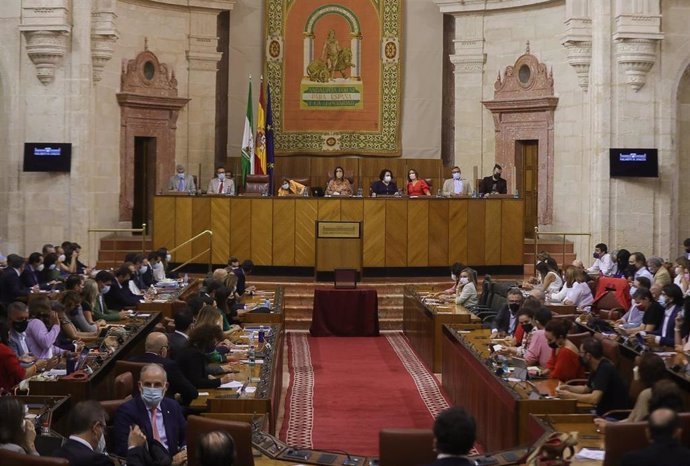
[117,310,130,320]
[128,425,147,449]
[172,449,188,466]
[593,417,609,433]
[19,353,37,364]
[219,374,235,385]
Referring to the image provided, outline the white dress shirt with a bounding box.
[588,253,614,276]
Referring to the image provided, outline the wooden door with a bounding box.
[517,141,538,239]
[133,136,157,230]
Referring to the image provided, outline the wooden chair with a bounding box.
[113,361,146,395]
[566,331,591,349]
[243,174,270,195]
[0,449,69,466]
[113,371,134,400]
[379,428,435,466]
[186,415,255,466]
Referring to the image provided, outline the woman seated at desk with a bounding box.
[0,321,56,394]
[524,258,562,295]
[406,169,431,196]
[550,267,593,310]
[277,177,306,196]
[544,319,585,382]
[370,169,398,196]
[175,324,235,389]
[455,268,478,308]
[437,262,464,295]
[0,398,39,455]
[498,307,554,371]
[325,166,353,197]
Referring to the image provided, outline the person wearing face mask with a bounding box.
[54,400,149,466]
[587,243,614,276]
[497,308,538,359]
[684,238,690,260]
[0,397,39,455]
[175,324,236,390]
[455,268,478,308]
[672,256,690,296]
[438,262,464,295]
[543,319,585,383]
[645,284,686,347]
[206,166,235,195]
[370,168,398,196]
[556,337,630,416]
[93,271,129,321]
[0,254,37,308]
[277,177,306,196]
[478,163,507,196]
[150,250,167,282]
[104,264,141,311]
[19,252,48,289]
[406,169,431,196]
[491,288,525,337]
[648,256,672,287]
[441,166,466,197]
[325,166,353,196]
[1,319,53,392]
[112,364,188,463]
[168,163,196,193]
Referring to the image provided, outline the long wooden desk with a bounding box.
[153,196,524,268]
[403,286,481,372]
[442,326,579,451]
[239,288,285,326]
[136,279,202,319]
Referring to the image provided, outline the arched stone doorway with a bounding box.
[117,48,189,227]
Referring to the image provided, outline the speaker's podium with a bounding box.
[315,221,362,284]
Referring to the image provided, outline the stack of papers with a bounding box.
[219,380,243,389]
[574,449,605,461]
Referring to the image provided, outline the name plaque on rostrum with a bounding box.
[315,221,363,274]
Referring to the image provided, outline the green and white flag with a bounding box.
[241,79,254,187]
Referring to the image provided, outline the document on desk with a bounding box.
[574,448,605,461]
[239,386,257,394]
[220,380,244,389]
[45,369,67,377]
[240,359,264,364]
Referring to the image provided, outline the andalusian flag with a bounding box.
[254,76,267,175]
[241,79,254,186]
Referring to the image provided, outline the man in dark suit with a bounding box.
[168,306,194,359]
[478,164,507,196]
[112,363,188,465]
[53,400,148,466]
[0,254,36,307]
[104,264,140,310]
[20,252,47,289]
[491,288,524,336]
[426,407,477,466]
[129,332,198,405]
[622,408,690,466]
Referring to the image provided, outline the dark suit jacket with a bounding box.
[112,396,186,458]
[128,352,198,405]
[167,331,189,360]
[175,346,222,389]
[20,265,45,289]
[492,304,514,334]
[650,305,681,347]
[0,268,30,306]
[426,457,476,466]
[234,267,247,295]
[621,439,690,466]
[479,175,507,195]
[52,438,149,466]
[104,279,140,310]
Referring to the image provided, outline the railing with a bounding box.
[168,230,213,274]
[534,226,591,278]
[88,224,147,269]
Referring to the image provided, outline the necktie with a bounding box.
[219,181,224,193]
[150,407,160,441]
[178,177,184,191]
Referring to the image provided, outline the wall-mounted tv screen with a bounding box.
[609,148,658,178]
[23,143,72,172]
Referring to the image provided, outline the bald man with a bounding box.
[128,332,197,406]
[113,364,188,464]
[621,408,690,466]
[198,430,236,466]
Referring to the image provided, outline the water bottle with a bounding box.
[264,298,271,310]
[471,190,477,198]
[183,273,189,285]
[149,285,157,297]
[513,189,519,199]
[258,325,265,344]
[248,345,256,367]
[356,187,363,197]
[437,188,442,198]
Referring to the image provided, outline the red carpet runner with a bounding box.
[279,332,450,457]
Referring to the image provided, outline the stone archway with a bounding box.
[116,47,189,223]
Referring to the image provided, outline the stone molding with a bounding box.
[19,0,71,85]
[119,0,235,12]
[562,11,592,91]
[186,34,222,72]
[91,0,119,83]
[434,0,559,14]
[613,5,663,92]
[450,39,485,74]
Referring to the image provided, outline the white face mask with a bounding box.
[101,285,111,295]
[459,277,469,285]
[632,366,640,381]
[36,264,45,272]
[177,172,185,179]
[153,261,163,270]
[49,264,57,270]
[217,173,225,180]
[58,254,66,262]
[451,273,457,282]
[166,254,172,262]
[658,296,667,307]
[139,265,148,274]
[452,172,461,180]
[409,173,416,180]
[383,175,392,183]
[96,432,106,453]
[282,182,290,190]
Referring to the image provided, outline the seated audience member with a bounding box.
[455,268,478,308]
[612,248,632,278]
[594,352,667,432]
[0,397,38,455]
[25,298,67,359]
[187,293,213,318]
[620,287,663,334]
[442,166,465,197]
[630,252,654,284]
[524,307,554,369]
[562,269,593,309]
[20,252,46,289]
[198,430,236,466]
[685,237,690,260]
[406,169,431,196]
[429,407,477,466]
[1,320,52,392]
[587,243,614,276]
[277,177,306,196]
[81,278,107,326]
[492,288,524,337]
[525,258,562,295]
[646,284,685,347]
[124,253,149,293]
[528,288,546,303]
[128,332,198,406]
[478,164,507,196]
[0,254,35,306]
[672,256,689,296]
[648,379,686,413]
[104,265,140,311]
[151,250,167,282]
[168,164,196,192]
[215,286,241,328]
[41,252,63,284]
[54,400,148,466]
[93,271,128,321]
[175,324,235,389]
[61,290,98,333]
[370,168,398,196]
[65,274,84,293]
[620,408,690,466]
[497,308,536,358]
[557,337,630,416]
[42,244,56,256]
[169,306,194,359]
[207,166,234,195]
[615,282,650,330]
[112,364,188,464]
[648,256,672,287]
[325,166,353,196]
[439,262,464,295]
[673,296,690,351]
[544,319,585,383]
[211,267,228,284]
[238,259,255,296]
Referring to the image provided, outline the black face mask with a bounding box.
[493,173,501,180]
[547,341,559,349]
[509,303,520,313]
[522,323,534,333]
[579,356,588,367]
[12,320,29,333]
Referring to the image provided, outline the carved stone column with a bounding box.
[91,0,119,82]
[19,0,71,85]
[561,0,592,91]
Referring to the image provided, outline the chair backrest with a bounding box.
[113,371,134,400]
[244,174,270,194]
[113,361,147,395]
[292,177,311,187]
[478,278,492,307]
[379,428,435,466]
[424,178,433,189]
[593,290,625,313]
[592,333,621,367]
[566,331,591,349]
[186,415,255,466]
[0,449,69,466]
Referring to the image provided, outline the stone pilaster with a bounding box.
[562,0,592,91]
[91,0,118,83]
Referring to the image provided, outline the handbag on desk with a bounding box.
[525,432,577,466]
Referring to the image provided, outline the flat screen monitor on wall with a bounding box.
[23,143,72,172]
[609,148,658,178]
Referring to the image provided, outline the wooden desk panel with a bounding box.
[153,196,524,268]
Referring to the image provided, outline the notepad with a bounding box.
[574,449,605,461]
[45,369,67,377]
[219,380,244,389]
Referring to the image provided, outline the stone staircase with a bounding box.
[523,237,576,276]
[96,234,153,270]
